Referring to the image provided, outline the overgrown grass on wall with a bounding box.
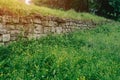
[0,22,120,80]
[0,0,105,22]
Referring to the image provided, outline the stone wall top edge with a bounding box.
[0,15,81,21]
[0,14,99,25]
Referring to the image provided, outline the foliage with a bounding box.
[0,22,120,80]
[33,0,120,20]
[90,0,120,20]
[109,0,120,20]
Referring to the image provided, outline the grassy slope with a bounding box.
[0,0,105,22]
[0,22,120,80]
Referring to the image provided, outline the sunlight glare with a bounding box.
[25,0,31,5]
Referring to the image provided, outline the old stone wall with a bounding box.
[0,15,97,45]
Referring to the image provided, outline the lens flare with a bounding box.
[25,0,31,5]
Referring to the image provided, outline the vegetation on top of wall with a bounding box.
[0,22,120,80]
[32,0,120,21]
[0,0,106,22]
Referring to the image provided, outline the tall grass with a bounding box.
[0,22,120,80]
[0,0,105,22]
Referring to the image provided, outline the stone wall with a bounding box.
[0,15,97,45]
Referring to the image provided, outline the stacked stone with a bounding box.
[0,15,98,45]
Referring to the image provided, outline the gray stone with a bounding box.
[0,23,3,29]
[3,34,10,42]
[20,17,28,23]
[44,27,51,33]
[42,21,49,26]
[69,22,74,26]
[2,16,12,23]
[34,24,43,34]
[82,24,88,27]
[56,27,62,34]
[6,25,16,30]
[60,23,66,26]
[12,17,19,23]
[49,21,57,27]
[68,29,71,32]
[33,18,41,24]
[42,21,57,27]
[23,24,31,33]
[51,27,56,33]
[65,22,70,26]
[10,30,21,37]
[16,25,24,30]
[62,30,66,33]
[78,21,82,24]
[0,29,7,34]
[28,34,46,39]
[10,36,17,41]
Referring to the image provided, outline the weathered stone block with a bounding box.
[10,36,17,41]
[28,34,46,39]
[65,29,70,32]
[82,24,88,27]
[34,24,43,34]
[44,27,51,33]
[10,30,21,37]
[49,21,57,27]
[59,23,66,28]
[20,17,28,24]
[42,21,49,26]
[0,29,7,34]
[67,29,71,32]
[69,22,74,26]
[51,27,56,33]
[61,25,66,29]
[23,24,31,34]
[65,22,70,26]
[62,30,66,33]
[33,18,41,24]
[0,23,4,29]
[2,16,12,23]
[56,27,62,34]
[3,34,10,42]
[16,25,24,30]
[42,21,57,27]
[78,21,82,24]
[76,24,82,27]
[6,25,16,30]
[12,17,19,23]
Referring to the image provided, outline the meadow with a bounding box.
[0,22,120,80]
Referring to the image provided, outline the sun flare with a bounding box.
[25,0,31,5]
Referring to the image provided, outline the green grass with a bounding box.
[0,0,105,22]
[0,22,120,80]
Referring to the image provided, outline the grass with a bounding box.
[0,22,120,80]
[0,0,105,22]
